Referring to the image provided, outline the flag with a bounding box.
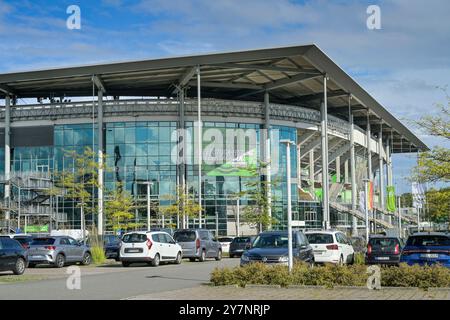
[359,190,365,212]
[386,186,397,212]
[368,181,374,210]
[412,182,425,209]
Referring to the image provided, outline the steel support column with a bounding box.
[264,91,272,227]
[97,90,104,235]
[309,150,315,197]
[378,124,385,210]
[366,111,373,232]
[4,95,11,222]
[349,96,358,236]
[196,66,203,228]
[178,89,186,229]
[320,76,330,229]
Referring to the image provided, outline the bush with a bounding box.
[353,253,365,265]
[210,262,450,289]
[90,246,106,265]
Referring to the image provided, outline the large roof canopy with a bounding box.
[0,44,427,153]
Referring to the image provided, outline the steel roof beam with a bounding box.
[0,84,15,96]
[188,81,263,90]
[210,63,320,75]
[92,75,106,93]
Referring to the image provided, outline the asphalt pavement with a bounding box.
[0,258,240,300]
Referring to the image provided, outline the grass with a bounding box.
[0,274,47,284]
[90,246,107,265]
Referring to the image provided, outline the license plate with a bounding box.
[314,251,324,255]
[421,254,438,259]
[127,249,140,253]
[31,255,43,259]
[376,257,389,260]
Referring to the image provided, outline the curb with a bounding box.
[287,285,327,289]
[245,284,281,289]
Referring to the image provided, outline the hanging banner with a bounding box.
[386,186,397,212]
[412,182,425,209]
[368,181,374,210]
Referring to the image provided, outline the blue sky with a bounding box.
[0,0,449,194]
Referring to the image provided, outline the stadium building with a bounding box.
[0,45,427,236]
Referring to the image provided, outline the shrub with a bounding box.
[353,253,365,265]
[90,246,106,265]
[210,262,450,289]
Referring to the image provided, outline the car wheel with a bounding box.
[189,258,196,262]
[151,253,160,267]
[338,255,344,266]
[55,254,65,268]
[13,257,26,275]
[175,252,182,264]
[122,261,130,267]
[350,254,355,265]
[81,252,92,266]
[309,258,315,268]
[199,250,206,262]
[229,254,234,258]
[215,250,222,261]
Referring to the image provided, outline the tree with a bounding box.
[414,91,450,183]
[426,187,450,224]
[104,182,140,233]
[235,162,279,233]
[160,186,203,229]
[53,147,106,243]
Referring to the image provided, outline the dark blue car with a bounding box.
[104,235,121,261]
[240,231,314,266]
[400,233,450,268]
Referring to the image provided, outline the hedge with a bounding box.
[210,262,450,289]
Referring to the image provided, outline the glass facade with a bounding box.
[1,120,326,234]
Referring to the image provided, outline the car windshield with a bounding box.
[232,237,251,243]
[252,234,294,248]
[407,236,450,247]
[369,238,399,249]
[306,233,333,244]
[31,238,55,245]
[174,231,196,242]
[14,237,32,245]
[122,233,147,243]
[104,235,120,245]
[218,237,233,242]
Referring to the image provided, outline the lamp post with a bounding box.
[141,182,153,231]
[236,197,240,237]
[281,139,294,273]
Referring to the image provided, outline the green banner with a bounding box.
[207,150,257,177]
[24,225,49,233]
[386,186,397,213]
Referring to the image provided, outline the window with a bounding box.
[67,238,78,246]
[174,231,196,242]
[163,234,174,244]
[59,238,70,245]
[1,238,22,249]
[122,233,147,243]
[199,231,210,241]
[406,236,450,247]
[31,238,55,245]
[306,233,333,244]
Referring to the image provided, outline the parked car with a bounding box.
[218,237,234,254]
[0,236,28,275]
[366,235,404,266]
[400,232,450,267]
[11,234,34,250]
[28,236,92,268]
[104,234,121,261]
[305,230,355,265]
[240,231,314,266]
[229,236,256,258]
[173,229,222,262]
[120,231,182,267]
[350,236,367,254]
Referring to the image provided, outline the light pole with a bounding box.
[363,178,370,243]
[141,182,153,231]
[281,139,294,273]
[236,197,240,237]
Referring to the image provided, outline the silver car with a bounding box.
[28,236,92,268]
[173,229,222,262]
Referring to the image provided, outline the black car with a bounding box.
[229,236,256,258]
[240,231,314,266]
[104,235,121,261]
[0,236,28,275]
[12,235,34,250]
[365,235,404,266]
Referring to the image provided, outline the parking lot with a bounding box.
[0,258,240,300]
